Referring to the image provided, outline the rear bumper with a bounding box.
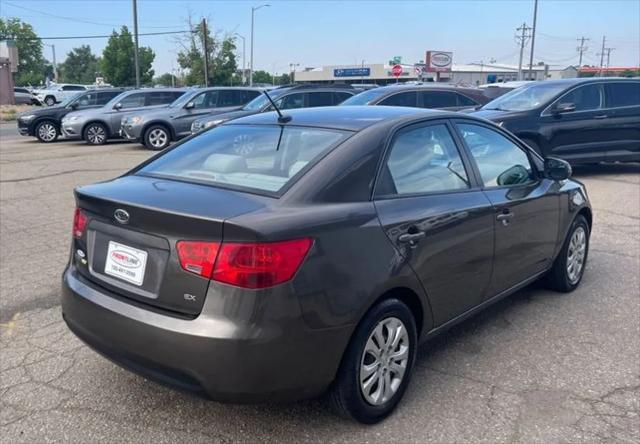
[61,265,352,402]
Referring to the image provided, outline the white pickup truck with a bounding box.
[34,84,89,106]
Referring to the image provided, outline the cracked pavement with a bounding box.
[1,123,639,443]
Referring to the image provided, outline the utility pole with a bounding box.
[516,23,532,81]
[527,0,539,80]
[202,18,209,86]
[605,47,615,69]
[597,36,606,75]
[250,4,270,86]
[45,44,58,82]
[576,36,589,67]
[132,0,140,88]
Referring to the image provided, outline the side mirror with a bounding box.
[553,102,576,114]
[497,164,531,186]
[184,101,195,109]
[544,157,572,181]
[113,102,122,110]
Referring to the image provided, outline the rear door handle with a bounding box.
[398,232,426,243]
[496,210,514,226]
[593,115,608,119]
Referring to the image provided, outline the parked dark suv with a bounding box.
[190,84,355,134]
[472,78,640,164]
[340,84,491,111]
[63,106,591,424]
[17,89,124,143]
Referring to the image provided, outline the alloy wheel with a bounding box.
[37,123,57,142]
[148,128,169,149]
[359,317,409,406]
[86,125,106,145]
[566,226,586,284]
[45,97,56,106]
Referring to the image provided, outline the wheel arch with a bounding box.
[577,206,592,231]
[32,117,59,134]
[369,287,426,340]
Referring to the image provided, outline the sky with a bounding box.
[2,0,639,77]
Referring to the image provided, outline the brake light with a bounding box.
[176,241,220,278]
[72,208,88,239]
[212,238,313,289]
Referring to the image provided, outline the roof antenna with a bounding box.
[262,90,292,123]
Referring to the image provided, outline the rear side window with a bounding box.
[333,92,353,104]
[420,91,458,108]
[62,85,86,91]
[459,123,534,187]
[308,92,334,107]
[147,91,179,106]
[605,82,640,108]
[138,125,348,194]
[557,84,603,111]
[120,93,146,108]
[276,93,305,110]
[377,124,470,196]
[379,92,417,107]
[456,93,478,107]
[218,90,244,107]
[97,91,121,105]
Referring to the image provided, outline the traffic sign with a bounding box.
[391,64,403,77]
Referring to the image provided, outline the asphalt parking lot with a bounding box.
[0,122,638,443]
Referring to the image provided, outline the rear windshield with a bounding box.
[137,124,348,194]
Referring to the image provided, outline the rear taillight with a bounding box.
[176,241,220,278]
[213,238,313,289]
[72,208,88,239]
[176,238,313,289]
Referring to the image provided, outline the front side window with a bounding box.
[378,124,469,196]
[379,91,417,107]
[605,82,640,108]
[76,92,98,107]
[459,123,534,187]
[97,91,121,105]
[119,93,146,109]
[556,84,603,112]
[138,125,347,194]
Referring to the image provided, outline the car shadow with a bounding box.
[572,162,640,178]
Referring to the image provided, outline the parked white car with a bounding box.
[34,84,88,106]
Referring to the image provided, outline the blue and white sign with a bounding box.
[334,68,371,78]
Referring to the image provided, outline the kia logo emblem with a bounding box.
[114,209,130,224]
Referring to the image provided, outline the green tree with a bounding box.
[176,18,239,86]
[0,18,47,86]
[251,70,273,84]
[153,72,175,86]
[59,45,100,84]
[101,26,154,86]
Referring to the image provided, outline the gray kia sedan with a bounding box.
[121,87,264,150]
[62,106,591,424]
[61,88,186,145]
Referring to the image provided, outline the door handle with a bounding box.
[593,115,608,119]
[398,232,426,243]
[496,211,514,226]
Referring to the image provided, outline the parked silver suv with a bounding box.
[121,87,263,150]
[61,88,186,145]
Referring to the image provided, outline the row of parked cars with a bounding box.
[17,78,639,163]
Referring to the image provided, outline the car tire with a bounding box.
[44,96,56,106]
[546,215,590,292]
[84,123,108,145]
[328,298,417,424]
[34,120,59,143]
[521,138,543,157]
[143,125,171,150]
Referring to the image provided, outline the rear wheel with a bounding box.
[328,298,417,424]
[44,96,56,106]
[144,125,171,150]
[546,215,589,292]
[35,121,59,143]
[84,123,108,145]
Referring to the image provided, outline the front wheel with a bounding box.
[44,96,56,106]
[328,298,417,424]
[84,123,108,145]
[35,121,59,143]
[143,125,171,150]
[546,215,590,292]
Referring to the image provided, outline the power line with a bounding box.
[576,36,590,67]
[515,22,532,80]
[0,30,195,41]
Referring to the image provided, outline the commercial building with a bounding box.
[295,62,548,86]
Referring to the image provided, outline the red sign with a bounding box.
[391,64,403,77]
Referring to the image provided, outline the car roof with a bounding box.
[226,105,456,131]
[523,77,638,87]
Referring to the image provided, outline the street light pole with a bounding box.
[250,4,270,86]
[234,33,246,84]
[132,0,140,87]
[45,44,58,83]
[527,0,539,81]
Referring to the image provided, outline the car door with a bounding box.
[173,90,220,137]
[374,120,495,325]
[539,82,611,162]
[108,92,146,133]
[454,120,560,296]
[602,81,640,162]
